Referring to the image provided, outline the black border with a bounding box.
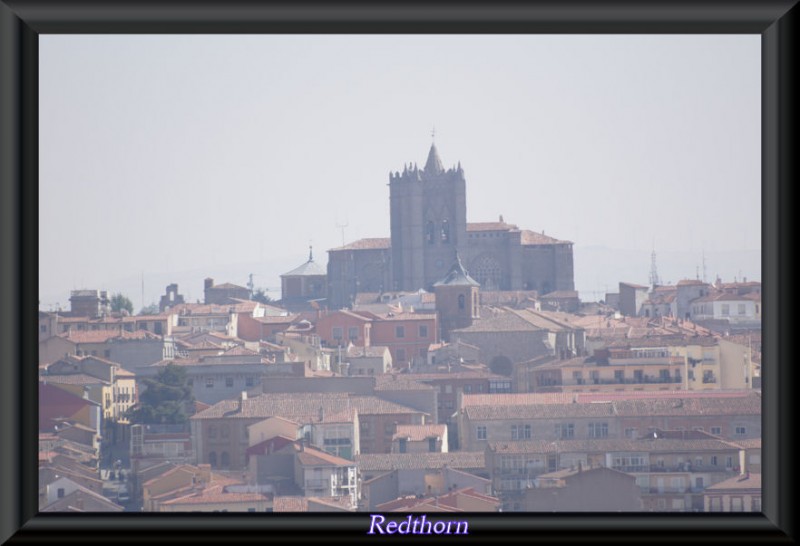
[0,1,796,544]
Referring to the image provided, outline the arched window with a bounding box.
[426,221,435,244]
[221,451,230,469]
[458,294,466,311]
[441,220,450,243]
[208,451,217,468]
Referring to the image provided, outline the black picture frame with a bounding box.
[1,1,795,543]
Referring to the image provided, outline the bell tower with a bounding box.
[389,138,467,291]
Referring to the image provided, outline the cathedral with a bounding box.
[326,143,575,309]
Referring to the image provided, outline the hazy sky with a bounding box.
[39,35,761,310]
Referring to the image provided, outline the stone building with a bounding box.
[327,143,575,308]
[280,247,327,305]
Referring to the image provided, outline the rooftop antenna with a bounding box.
[649,242,661,288]
[335,215,349,247]
[702,249,708,283]
[247,273,254,293]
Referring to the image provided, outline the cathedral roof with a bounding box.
[433,254,480,287]
[329,238,391,251]
[424,143,444,175]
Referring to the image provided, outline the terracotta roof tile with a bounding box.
[392,424,446,442]
[330,238,391,251]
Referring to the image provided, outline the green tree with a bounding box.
[139,303,159,315]
[110,293,134,314]
[126,364,195,425]
[251,288,272,304]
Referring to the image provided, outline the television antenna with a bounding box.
[335,216,349,246]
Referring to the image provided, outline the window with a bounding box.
[738,303,746,315]
[476,426,487,440]
[104,349,111,359]
[40,324,47,333]
[245,376,255,387]
[711,426,722,435]
[752,497,762,512]
[721,304,730,316]
[206,378,214,388]
[221,424,230,438]
[332,327,343,340]
[511,424,531,440]
[419,325,428,338]
[187,378,193,387]
[711,455,718,466]
[396,348,406,362]
[398,438,407,453]
[555,423,575,439]
[464,385,472,394]
[588,422,608,438]
[395,326,405,338]
[225,377,234,388]
[348,327,358,340]
[426,221,435,244]
[624,428,637,439]
[429,438,437,452]
[725,455,734,468]
[735,426,747,436]
[614,370,624,383]
[458,294,465,310]
[208,426,217,438]
[441,219,450,243]
[731,497,744,512]
[709,497,722,512]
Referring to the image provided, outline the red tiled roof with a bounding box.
[330,238,391,251]
[40,373,110,386]
[392,424,446,442]
[60,329,159,344]
[467,222,518,232]
[273,496,308,512]
[705,473,761,491]
[296,447,355,467]
[520,230,569,245]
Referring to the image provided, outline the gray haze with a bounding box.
[39,35,761,311]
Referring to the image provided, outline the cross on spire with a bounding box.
[309,244,313,262]
[431,126,436,141]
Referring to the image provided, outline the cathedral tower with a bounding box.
[389,142,467,291]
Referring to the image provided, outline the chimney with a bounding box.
[204,278,214,290]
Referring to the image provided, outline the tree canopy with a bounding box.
[251,288,272,304]
[126,364,195,425]
[138,303,159,315]
[110,293,134,315]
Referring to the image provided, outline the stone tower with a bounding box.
[390,143,467,292]
[434,252,480,342]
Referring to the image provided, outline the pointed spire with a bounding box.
[434,251,480,287]
[424,143,444,174]
[308,245,313,262]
